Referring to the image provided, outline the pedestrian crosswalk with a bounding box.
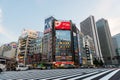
[82,69,114,80]
[40,69,120,80]
[0,68,120,80]
[99,69,120,80]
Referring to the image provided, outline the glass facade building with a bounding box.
[43,17,80,67]
[96,18,118,65]
[80,16,103,62]
[112,33,120,64]
[55,30,72,61]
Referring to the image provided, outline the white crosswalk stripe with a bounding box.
[41,69,96,80]
[44,73,83,80]
[67,71,100,80]
[83,70,112,80]
[99,69,120,80]
[82,69,114,80]
[0,69,119,80]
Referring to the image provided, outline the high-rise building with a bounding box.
[42,16,55,62]
[79,32,86,66]
[43,16,81,68]
[112,33,120,64]
[96,18,118,65]
[29,32,43,68]
[80,16,103,61]
[17,29,39,65]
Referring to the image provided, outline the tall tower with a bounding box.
[80,16,103,61]
[42,16,55,62]
[112,33,120,64]
[96,18,118,65]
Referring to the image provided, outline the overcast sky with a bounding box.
[0,0,120,45]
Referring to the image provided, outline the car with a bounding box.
[64,64,76,69]
[59,64,75,69]
[26,65,33,70]
[0,64,6,73]
[16,65,28,71]
[37,64,46,70]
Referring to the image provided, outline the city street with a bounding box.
[0,68,120,80]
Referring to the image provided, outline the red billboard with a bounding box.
[54,21,71,30]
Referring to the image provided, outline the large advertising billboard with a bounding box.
[44,16,54,34]
[54,21,71,30]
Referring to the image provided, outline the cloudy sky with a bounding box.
[0,0,120,45]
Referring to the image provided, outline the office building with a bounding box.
[17,29,39,65]
[96,18,118,65]
[78,32,84,65]
[43,16,81,68]
[112,33,120,64]
[28,32,43,68]
[80,16,103,61]
[79,32,87,66]
[42,16,55,62]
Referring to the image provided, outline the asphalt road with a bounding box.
[0,68,120,80]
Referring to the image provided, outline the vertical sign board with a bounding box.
[77,30,82,64]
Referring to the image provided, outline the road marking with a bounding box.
[68,71,100,80]
[0,69,113,80]
[99,69,120,80]
[82,69,114,80]
[41,72,82,80]
[53,73,82,80]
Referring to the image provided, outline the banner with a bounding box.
[54,21,71,30]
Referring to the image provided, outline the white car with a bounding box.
[0,64,6,72]
[16,65,28,71]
